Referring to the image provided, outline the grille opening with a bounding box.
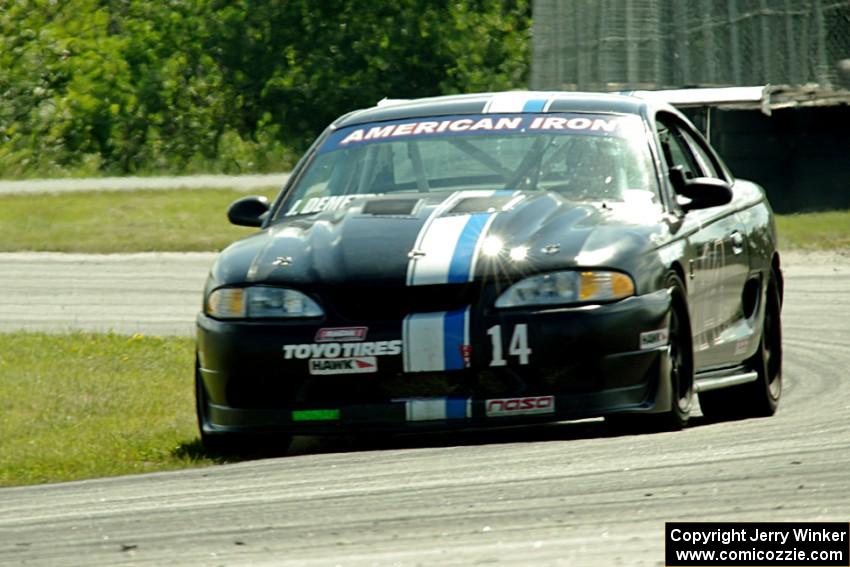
[449,195,515,214]
[361,198,421,216]
[321,283,481,321]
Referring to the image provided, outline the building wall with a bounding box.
[712,106,850,213]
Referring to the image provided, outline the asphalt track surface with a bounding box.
[0,252,214,336]
[1,251,849,566]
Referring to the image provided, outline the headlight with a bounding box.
[206,287,323,319]
[494,270,635,308]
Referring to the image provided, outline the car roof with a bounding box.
[332,91,674,128]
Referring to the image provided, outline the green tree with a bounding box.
[0,0,133,176]
[0,0,531,177]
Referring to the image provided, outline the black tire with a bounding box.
[606,272,694,432]
[656,272,695,429]
[699,268,782,419]
[195,361,291,457]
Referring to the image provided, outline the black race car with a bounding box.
[196,91,782,453]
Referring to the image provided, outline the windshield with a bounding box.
[276,113,659,218]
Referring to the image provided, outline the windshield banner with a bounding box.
[319,113,630,154]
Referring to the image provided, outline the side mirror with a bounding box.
[227,196,270,227]
[669,166,733,212]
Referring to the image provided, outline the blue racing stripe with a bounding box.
[443,308,467,370]
[446,397,469,419]
[522,99,547,112]
[447,213,490,284]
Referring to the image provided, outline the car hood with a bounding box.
[209,190,668,290]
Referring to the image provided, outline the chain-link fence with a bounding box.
[532,0,850,91]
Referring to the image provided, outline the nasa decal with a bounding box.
[486,395,555,417]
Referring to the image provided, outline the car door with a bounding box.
[656,112,750,370]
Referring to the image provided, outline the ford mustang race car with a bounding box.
[196,91,782,453]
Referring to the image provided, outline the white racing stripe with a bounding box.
[403,397,472,421]
[403,307,470,373]
[403,189,507,373]
[403,311,446,372]
[408,214,473,286]
[483,92,551,113]
[406,190,502,286]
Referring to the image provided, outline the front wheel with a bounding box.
[195,360,291,457]
[656,272,695,429]
[699,269,782,419]
[607,272,694,431]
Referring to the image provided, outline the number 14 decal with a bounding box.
[487,324,532,366]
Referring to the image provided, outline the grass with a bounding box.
[0,187,277,253]
[1,188,848,253]
[0,332,216,486]
[775,210,850,250]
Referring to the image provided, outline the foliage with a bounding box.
[0,0,531,178]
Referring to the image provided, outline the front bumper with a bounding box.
[196,288,673,436]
